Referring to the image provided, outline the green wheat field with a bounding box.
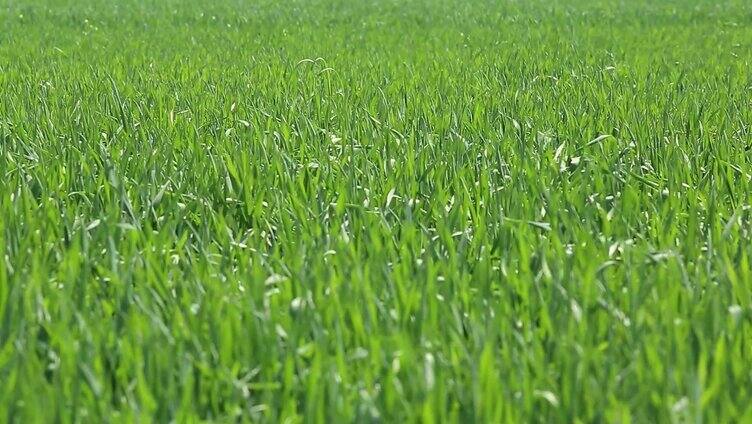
[2,0,752,421]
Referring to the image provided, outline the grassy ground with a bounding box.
[2,0,752,421]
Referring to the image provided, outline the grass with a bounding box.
[1,0,752,421]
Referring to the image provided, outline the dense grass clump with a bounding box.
[2,0,752,421]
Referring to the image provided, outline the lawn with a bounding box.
[1,0,752,421]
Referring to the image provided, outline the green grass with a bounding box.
[2,0,752,421]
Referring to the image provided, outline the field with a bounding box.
[2,0,752,421]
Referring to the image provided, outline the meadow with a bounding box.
[1,0,752,421]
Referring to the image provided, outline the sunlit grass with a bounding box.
[1,0,752,421]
